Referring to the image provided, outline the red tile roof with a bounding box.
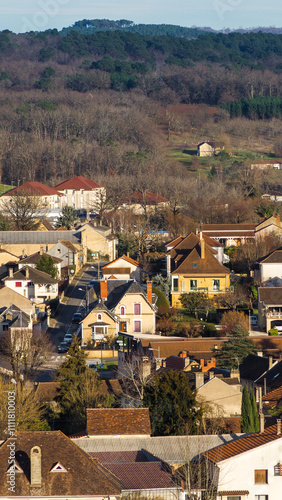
[87,408,151,436]
[89,451,148,464]
[262,386,282,408]
[1,181,62,197]
[101,462,177,491]
[204,423,282,463]
[103,254,139,269]
[171,244,229,275]
[54,176,103,190]
[125,191,169,205]
[0,431,121,496]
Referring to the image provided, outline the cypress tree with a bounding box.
[250,388,259,432]
[241,383,254,432]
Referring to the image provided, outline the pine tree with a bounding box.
[143,371,201,436]
[241,383,254,432]
[55,337,112,434]
[250,388,259,432]
[36,254,58,279]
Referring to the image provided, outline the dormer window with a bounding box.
[50,462,68,473]
[7,463,23,473]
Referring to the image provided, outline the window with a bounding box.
[15,282,22,287]
[254,469,268,484]
[212,279,220,291]
[134,303,141,315]
[120,306,125,316]
[134,320,141,333]
[255,496,268,500]
[227,497,241,500]
[172,277,178,292]
[119,322,127,332]
[97,314,102,321]
[190,279,197,291]
[192,263,197,268]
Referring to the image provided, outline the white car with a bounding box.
[63,333,73,345]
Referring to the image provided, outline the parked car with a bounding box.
[58,342,68,353]
[250,315,258,326]
[63,333,73,345]
[72,312,82,324]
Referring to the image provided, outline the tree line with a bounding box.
[222,96,282,120]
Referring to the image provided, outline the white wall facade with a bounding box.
[216,436,282,499]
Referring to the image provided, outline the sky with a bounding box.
[1,0,282,34]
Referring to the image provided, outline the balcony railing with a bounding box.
[172,287,233,294]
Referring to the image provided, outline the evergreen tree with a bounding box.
[55,337,112,434]
[213,326,257,370]
[250,388,259,432]
[143,370,201,436]
[56,205,77,229]
[36,254,58,279]
[241,383,254,432]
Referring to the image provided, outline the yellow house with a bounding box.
[79,222,118,261]
[170,234,230,307]
[82,280,156,345]
[81,302,119,347]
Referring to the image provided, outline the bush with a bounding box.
[153,286,170,314]
[203,322,218,336]
[268,328,278,336]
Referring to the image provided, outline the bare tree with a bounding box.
[1,191,48,230]
[0,378,50,439]
[1,329,54,386]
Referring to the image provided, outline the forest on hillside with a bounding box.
[0,25,282,234]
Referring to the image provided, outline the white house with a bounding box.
[202,421,282,500]
[3,266,58,306]
[102,254,142,281]
[256,248,282,285]
[53,175,105,212]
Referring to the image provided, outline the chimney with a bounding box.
[147,281,153,304]
[195,372,204,389]
[30,446,42,487]
[259,412,265,434]
[9,268,13,278]
[25,267,29,279]
[200,232,205,259]
[184,357,190,368]
[100,281,108,302]
[269,356,273,369]
[277,418,281,435]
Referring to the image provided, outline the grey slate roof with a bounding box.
[4,265,58,284]
[0,304,30,328]
[73,434,244,464]
[0,230,81,244]
[93,279,154,311]
[19,251,62,264]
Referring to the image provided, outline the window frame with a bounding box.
[134,320,141,333]
[254,469,268,484]
[190,279,197,291]
[133,303,141,316]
